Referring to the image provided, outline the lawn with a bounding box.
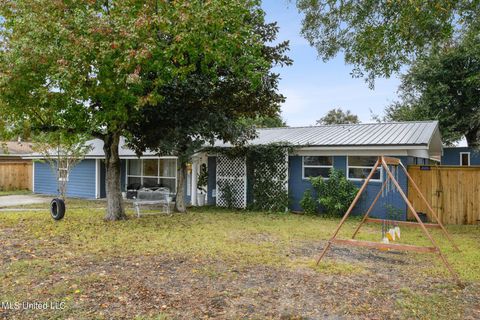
[0,201,479,319]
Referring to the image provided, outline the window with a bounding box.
[460,152,470,166]
[347,156,381,181]
[58,162,69,182]
[303,156,333,178]
[127,159,177,192]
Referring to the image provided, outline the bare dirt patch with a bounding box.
[2,248,478,319]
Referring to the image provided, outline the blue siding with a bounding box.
[288,155,427,220]
[442,147,480,165]
[99,159,126,197]
[207,156,216,205]
[34,159,96,199]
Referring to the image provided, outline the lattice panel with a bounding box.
[251,151,289,210]
[216,154,247,208]
[254,151,288,190]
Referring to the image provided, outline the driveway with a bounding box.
[0,195,49,208]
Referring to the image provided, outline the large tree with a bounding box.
[317,108,360,125]
[127,12,291,212]
[385,29,480,147]
[296,0,479,85]
[0,0,273,219]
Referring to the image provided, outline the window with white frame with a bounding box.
[303,156,333,178]
[58,162,69,182]
[127,159,177,192]
[347,156,381,181]
[460,152,470,166]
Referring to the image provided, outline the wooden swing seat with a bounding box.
[330,238,438,254]
[364,217,442,229]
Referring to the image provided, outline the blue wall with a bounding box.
[34,159,97,199]
[207,156,217,205]
[99,159,127,198]
[288,155,422,219]
[442,147,480,165]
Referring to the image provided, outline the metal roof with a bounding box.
[214,121,440,147]
[23,121,442,159]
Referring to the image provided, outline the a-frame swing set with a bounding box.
[316,156,462,285]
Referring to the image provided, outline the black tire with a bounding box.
[50,198,66,220]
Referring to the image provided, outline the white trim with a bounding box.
[126,159,177,192]
[460,152,471,166]
[191,161,198,206]
[95,159,100,199]
[293,148,410,157]
[32,161,35,192]
[58,162,69,182]
[346,156,383,182]
[302,156,333,180]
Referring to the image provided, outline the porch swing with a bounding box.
[316,156,462,285]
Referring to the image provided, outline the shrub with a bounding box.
[310,168,358,217]
[300,189,317,214]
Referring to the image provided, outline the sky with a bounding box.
[261,0,402,127]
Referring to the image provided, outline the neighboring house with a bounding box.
[441,147,480,166]
[25,121,443,220]
[0,141,33,162]
[0,141,34,191]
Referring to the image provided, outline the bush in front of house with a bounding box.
[309,168,358,217]
[300,189,317,214]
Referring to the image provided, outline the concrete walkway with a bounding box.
[0,195,50,207]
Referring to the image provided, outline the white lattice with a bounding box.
[216,154,247,208]
[254,152,288,190]
[251,151,289,210]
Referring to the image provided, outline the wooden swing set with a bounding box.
[316,156,462,284]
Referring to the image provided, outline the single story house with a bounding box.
[25,137,188,201]
[25,121,443,220]
[441,147,480,166]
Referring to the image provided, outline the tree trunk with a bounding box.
[103,132,126,220]
[465,129,480,149]
[175,161,187,213]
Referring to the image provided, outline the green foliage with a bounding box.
[210,144,291,212]
[0,0,289,218]
[317,108,360,125]
[310,168,358,216]
[296,0,479,84]
[123,4,291,211]
[197,164,208,193]
[300,189,317,214]
[239,114,287,128]
[217,181,235,210]
[248,145,290,212]
[384,28,480,147]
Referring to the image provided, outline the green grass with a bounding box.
[1,204,478,318]
[1,205,478,280]
[0,189,32,196]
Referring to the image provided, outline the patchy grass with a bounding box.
[1,204,479,319]
[0,189,32,196]
[395,287,464,320]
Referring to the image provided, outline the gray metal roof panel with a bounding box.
[213,121,439,147]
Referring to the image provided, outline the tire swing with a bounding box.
[50,198,66,220]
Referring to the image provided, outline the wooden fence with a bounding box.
[407,165,480,225]
[0,161,32,191]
